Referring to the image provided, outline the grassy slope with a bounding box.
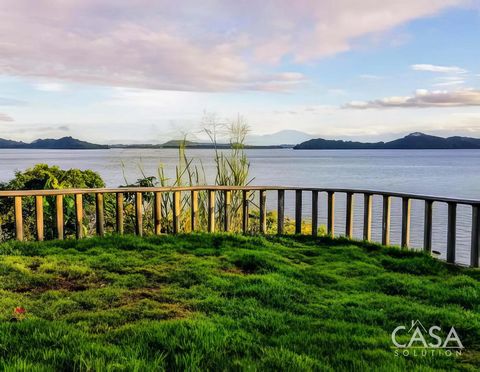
[0,234,479,371]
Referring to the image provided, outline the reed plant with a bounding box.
[124,113,253,234]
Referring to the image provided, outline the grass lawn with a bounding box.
[0,234,479,371]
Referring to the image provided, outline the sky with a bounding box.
[0,0,480,144]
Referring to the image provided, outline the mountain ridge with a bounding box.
[2,132,480,150]
[294,132,480,150]
[0,136,108,149]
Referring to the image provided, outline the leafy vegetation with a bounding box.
[0,234,478,370]
[0,164,106,241]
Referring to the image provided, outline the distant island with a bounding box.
[294,132,480,150]
[0,136,108,149]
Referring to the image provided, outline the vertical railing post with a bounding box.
[35,195,44,241]
[312,190,319,236]
[224,190,231,232]
[208,190,215,233]
[96,193,105,237]
[242,190,249,234]
[277,190,285,235]
[154,192,162,235]
[345,192,354,238]
[173,191,181,234]
[116,193,124,235]
[75,194,83,239]
[191,190,198,232]
[56,195,64,240]
[135,192,143,236]
[382,195,391,246]
[327,191,335,237]
[14,196,23,241]
[423,200,433,253]
[471,205,480,268]
[401,197,411,248]
[295,190,302,234]
[447,202,457,264]
[363,194,372,241]
[259,190,267,234]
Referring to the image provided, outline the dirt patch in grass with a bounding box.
[11,276,107,294]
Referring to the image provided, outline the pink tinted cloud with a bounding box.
[0,113,14,122]
[0,0,465,92]
[344,89,480,108]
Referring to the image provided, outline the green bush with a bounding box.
[0,164,107,241]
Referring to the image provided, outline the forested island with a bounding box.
[294,132,480,150]
[0,136,108,149]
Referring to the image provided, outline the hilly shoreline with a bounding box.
[0,136,108,150]
[1,132,480,150]
[294,132,480,150]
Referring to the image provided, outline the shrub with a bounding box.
[0,164,106,241]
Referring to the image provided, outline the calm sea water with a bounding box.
[1,148,479,265]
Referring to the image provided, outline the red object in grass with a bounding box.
[13,307,26,315]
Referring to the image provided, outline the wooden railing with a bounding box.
[1,186,479,267]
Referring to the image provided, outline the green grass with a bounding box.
[0,234,479,371]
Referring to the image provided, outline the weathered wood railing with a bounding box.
[1,186,479,267]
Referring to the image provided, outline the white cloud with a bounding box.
[34,82,66,92]
[344,89,480,108]
[433,80,465,87]
[411,64,467,74]
[0,0,464,92]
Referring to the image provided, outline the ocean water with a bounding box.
[1,148,479,265]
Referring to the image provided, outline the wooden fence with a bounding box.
[1,186,479,267]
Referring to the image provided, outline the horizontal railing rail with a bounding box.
[1,186,479,268]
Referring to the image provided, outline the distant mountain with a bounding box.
[246,130,314,146]
[0,138,27,148]
[0,136,108,149]
[294,132,480,150]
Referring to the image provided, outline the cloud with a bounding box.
[433,80,465,87]
[34,82,66,92]
[0,0,465,92]
[411,64,469,87]
[344,89,480,108]
[433,76,466,87]
[0,113,14,121]
[411,64,467,74]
